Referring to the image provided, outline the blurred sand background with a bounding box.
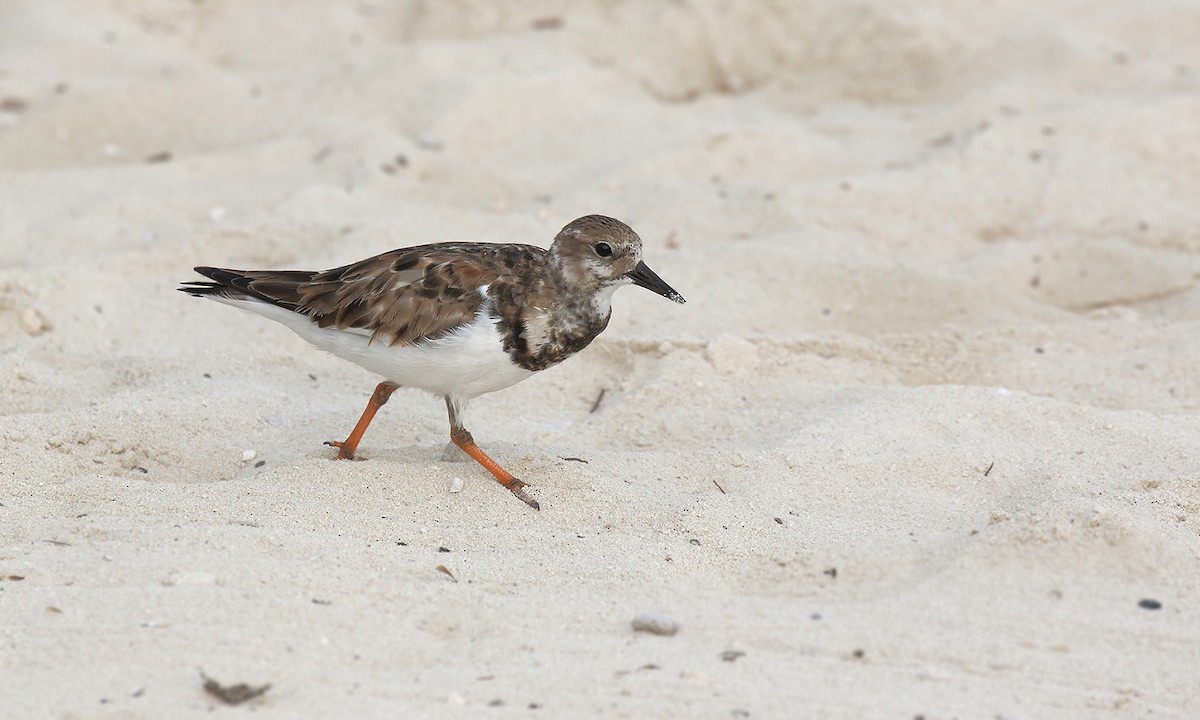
[3,1,1200,717]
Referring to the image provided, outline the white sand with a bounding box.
[3,2,1200,717]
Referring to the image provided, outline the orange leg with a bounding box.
[325,382,398,460]
[450,426,539,510]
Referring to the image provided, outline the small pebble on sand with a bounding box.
[631,613,679,636]
[18,308,50,336]
[449,477,464,493]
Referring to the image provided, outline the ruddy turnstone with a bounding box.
[180,215,685,509]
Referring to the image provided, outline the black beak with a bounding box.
[627,261,685,304]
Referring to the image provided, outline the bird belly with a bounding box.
[216,297,534,398]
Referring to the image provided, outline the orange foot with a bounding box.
[503,478,540,510]
[324,440,358,461]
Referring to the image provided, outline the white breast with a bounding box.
[213,297,534,399]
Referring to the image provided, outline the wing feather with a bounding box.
[186,242,545,347]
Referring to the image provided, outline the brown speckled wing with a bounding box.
[191,242,547,346]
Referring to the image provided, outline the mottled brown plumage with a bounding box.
[190,243,538,347]
[181,215,685,509]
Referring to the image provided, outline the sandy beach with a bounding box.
[3,1,1200,717]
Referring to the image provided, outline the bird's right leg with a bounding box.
[445,396,539,510]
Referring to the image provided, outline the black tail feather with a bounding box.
[178,267,255,301]
[179,266,315,310]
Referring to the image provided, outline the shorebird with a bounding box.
[180,215,685,509]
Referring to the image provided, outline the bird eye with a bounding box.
[594,242,613,257]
